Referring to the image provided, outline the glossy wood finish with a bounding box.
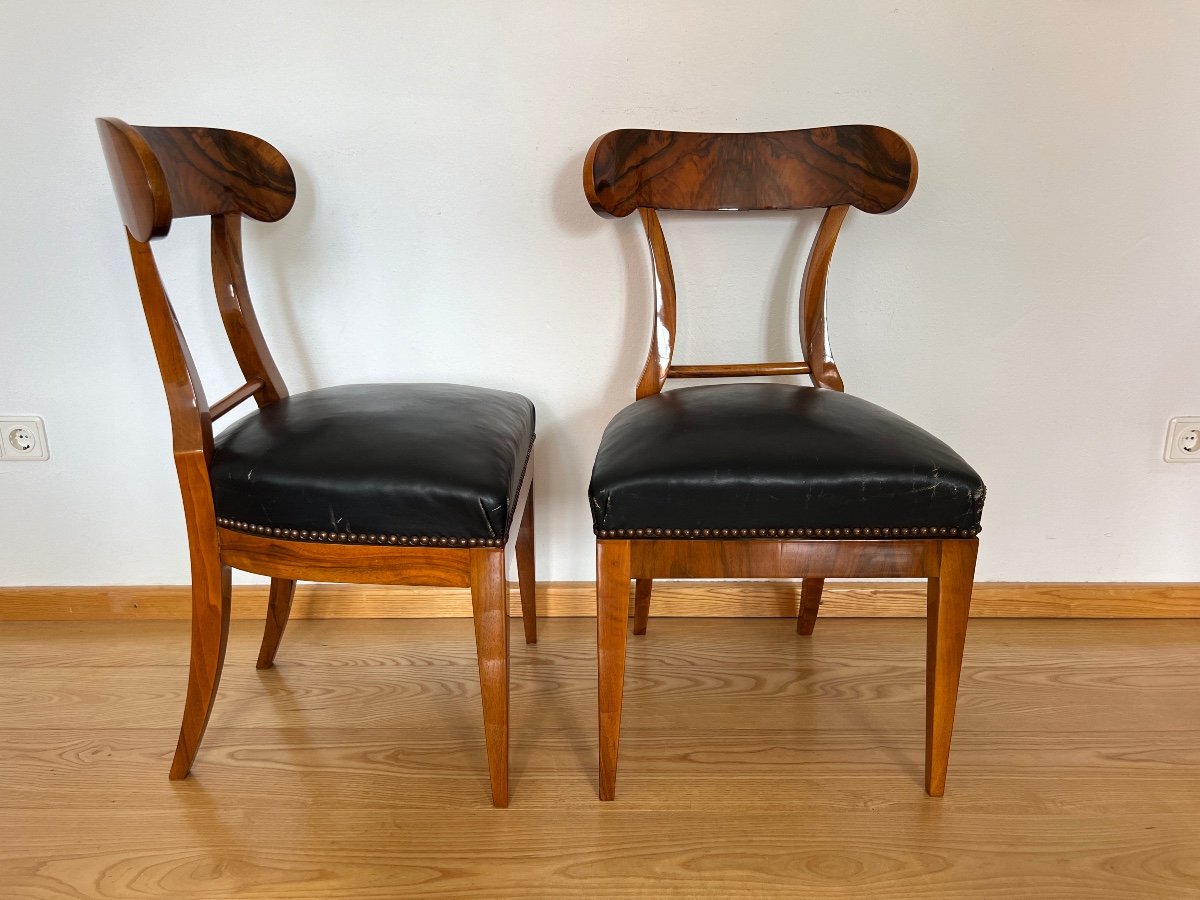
[209,379,265,420]
[255,578,296,670]
[167,441,226,780]
[632,579,652,635]
[98,118,534,805]
[470,548,510,807]
[630,538,940,580]
[586,128,917,398]
[668,362,811,379]
[597,540,633,801]
[6,581,1200,621]
[926,539,978,796]
[6,618,1200,897]
[796,577,824,636]
[210,212,289,406]
[586,125,977,801]
[169,558,230,780]
[634,208,677,399]
[599,540,979,800]
[515,480,538,645]
[584,127,918,217]
[217,528,474,587]
[97,118,296,242]
[800,204,850,391]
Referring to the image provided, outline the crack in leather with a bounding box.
[210,383,535,542]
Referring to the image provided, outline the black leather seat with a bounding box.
[211,383,535,546]
[589,383,984,538]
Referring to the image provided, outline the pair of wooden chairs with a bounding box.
[98,119,984,808]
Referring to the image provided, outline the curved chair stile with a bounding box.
[97,118,537,808]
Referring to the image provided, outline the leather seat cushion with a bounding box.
[589,384,984,536]
[210,384,535,543]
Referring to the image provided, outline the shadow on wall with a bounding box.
[538,155,834,556]
[766,211,822,367]
[252,159,320,393]
[537,149,654,548]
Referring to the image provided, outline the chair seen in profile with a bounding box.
[97,118,536,807]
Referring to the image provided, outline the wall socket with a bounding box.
[1164,417,1200,462]
[0,417,49,461]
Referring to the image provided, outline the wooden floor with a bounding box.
[2,616,1200,898]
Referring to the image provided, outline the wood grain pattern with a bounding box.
[596,541,633,800]
[925,539,978,795]
[799,204,850,390]
[584,127,917,217]
[514,473,538,645]
[98,119,536,802]
[6,581,1200,620]
[2,618,1199,897]
[630,538,940,579]
[605,540,975,799]
[255,578,296,669]
[470,548,510,807]
[169,451,229,779]
[216,528,474,587]
[796,577,824,635]
[632,578,653,635]
[210,212,289,407]
[667,361,812,378]
[585,124,975,797]
[97,118,296,242]
[634,207,677,398]
[602,129,913,398]
[208,378,264,420]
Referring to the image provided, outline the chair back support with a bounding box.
[583,126,918,397]
[96,118,293,463]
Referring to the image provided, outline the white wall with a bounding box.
[2,0,1199,585]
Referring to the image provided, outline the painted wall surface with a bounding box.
[1,1,1198,585]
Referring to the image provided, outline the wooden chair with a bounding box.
[97,119,536,807]
[583,126,986,800]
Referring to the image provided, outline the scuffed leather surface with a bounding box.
[589,384,984,533]
[211,384,535,540]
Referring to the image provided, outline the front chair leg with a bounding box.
[796,577,824,635]
[632,579,652,635]
[597,540,632,800]
[256,578,297,669]
[925,538,979,796]
[470,548,510,807]
[170,560,232,780]
[515,480,538,644]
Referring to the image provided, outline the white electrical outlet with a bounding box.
[0,417,49,461]
[1164,417,1200,462]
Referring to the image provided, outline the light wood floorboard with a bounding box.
[1,618,1199,897]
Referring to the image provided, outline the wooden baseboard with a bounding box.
[1,581,1198,621]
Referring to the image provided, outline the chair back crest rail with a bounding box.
[583,126,917,398]
[97,118,295,464]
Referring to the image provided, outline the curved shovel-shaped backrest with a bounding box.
[583,126,918,397]
[96,118,294,473]
[98,117,296,242]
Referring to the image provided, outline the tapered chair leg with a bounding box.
[256,578,297,669]
[169,560,232,780]
[632,579,652,635]
[597,540,632,801]
[796,577,824,635]
[515,481,537,644]
[925,538,979,796]
[470,548,510,807]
